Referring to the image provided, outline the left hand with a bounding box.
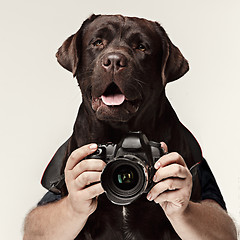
[147,142,193,218]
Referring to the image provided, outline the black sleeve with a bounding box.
[198,158,226,210]
[37,191,62,206]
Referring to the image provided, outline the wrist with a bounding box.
[63,196,89,223]
[166,201,193,223]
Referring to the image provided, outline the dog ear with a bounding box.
[56,14,101,77]
[155,23,189,85]
[56,34,79,77]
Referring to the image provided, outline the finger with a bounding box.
[80,182,105,200]
[154,189,189,208]
[71,159,106,180]
[65,144,98,171]
[154,142,168,169]
[153,164,188,183]
[74,172,102,190]
[160,142,168,154]
[147,178,185,201]
[154,152,186,170]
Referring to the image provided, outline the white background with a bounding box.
[0,0,239,239]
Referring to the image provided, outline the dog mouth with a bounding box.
[100,83,126,106]
[91,83,141,121]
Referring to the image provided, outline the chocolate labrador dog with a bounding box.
[53,14,202,239]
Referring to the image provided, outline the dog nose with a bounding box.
[102,53,127,72]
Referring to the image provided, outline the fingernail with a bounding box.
[89,143,98,150]
[154,161,161,169]
[153,174,157,182]
[147,192,152,201]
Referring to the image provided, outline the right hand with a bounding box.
[64,144,106,217]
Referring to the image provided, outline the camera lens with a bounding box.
[113,165,139,190]
[101,156,148,205]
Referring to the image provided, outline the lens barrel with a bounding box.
[101,156,149,205]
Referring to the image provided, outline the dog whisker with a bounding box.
[132,78,146,89]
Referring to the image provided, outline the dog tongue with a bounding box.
[101,94,125,106]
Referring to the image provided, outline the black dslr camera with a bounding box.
[87,132,164,205]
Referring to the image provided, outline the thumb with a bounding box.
[154,142,168,169]
[160,142,168,154]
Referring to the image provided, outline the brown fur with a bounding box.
[56,14,202,240]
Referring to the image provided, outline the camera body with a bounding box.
[87,132,163,205]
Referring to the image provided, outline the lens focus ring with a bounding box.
[101,156,148,205]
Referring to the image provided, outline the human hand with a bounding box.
[147,143,192,218]
[64,144,106,218]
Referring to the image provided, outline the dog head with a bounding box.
[56,14,189,123]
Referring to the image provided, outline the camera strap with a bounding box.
[41,138,69,194]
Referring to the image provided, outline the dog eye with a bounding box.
[136,44,146,52]
[93,39,104,47]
